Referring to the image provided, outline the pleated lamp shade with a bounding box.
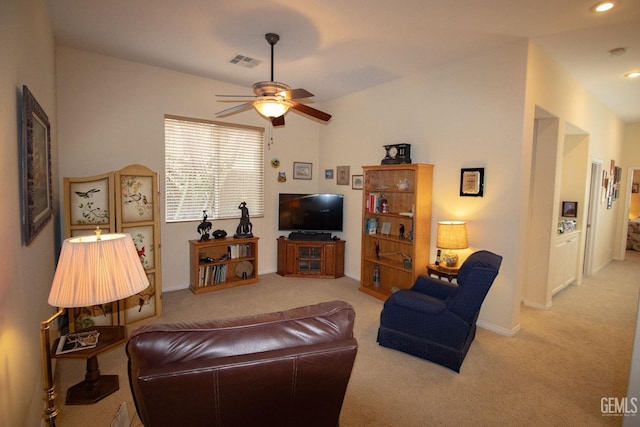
[48,233,149,308]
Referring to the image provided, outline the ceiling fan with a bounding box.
[215,33,331,127]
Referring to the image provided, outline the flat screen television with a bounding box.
[278,193,344,232]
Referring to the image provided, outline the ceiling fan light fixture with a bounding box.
[254,97,291,118]
[624,71,640,79]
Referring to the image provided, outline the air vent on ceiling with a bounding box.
[229,55,261,68]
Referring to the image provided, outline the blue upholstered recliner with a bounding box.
[377,250,502,372]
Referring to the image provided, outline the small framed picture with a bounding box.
[633,183,639,194]
[293,162,312,180]
[380,222,392,235]
[460,168,484,197]
[561,201,577,218]
[337,166,350,185]
[325,169,334,179]
[352,175,363,190]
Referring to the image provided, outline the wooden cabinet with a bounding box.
[551,231,580,295]
[189,237,259,294]
[360,164,433,300]
[277,237,345,278]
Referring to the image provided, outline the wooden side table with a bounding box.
[427,264,459,282]
[52,325,127,404]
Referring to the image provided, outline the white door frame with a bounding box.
[584,159,602,276]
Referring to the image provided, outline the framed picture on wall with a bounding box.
[562,201,577,218]
[337,166,350,185]
[22,86,53,245]
[293,162,312,180]
[352,175,363,190]
[460,168,484,197]
[633,183,639,194]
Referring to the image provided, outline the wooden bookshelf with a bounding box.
[189,237,259,294]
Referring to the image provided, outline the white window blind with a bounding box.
[164,115,264,222]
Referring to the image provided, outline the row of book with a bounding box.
[228,243,252,259]
[365,192,388,213]
[198,264,227,287]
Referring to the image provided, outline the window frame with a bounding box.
[164,114,265,223]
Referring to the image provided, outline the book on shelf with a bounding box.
[198,263,228,287]
[227,243,252,259]
[56,330,100,355]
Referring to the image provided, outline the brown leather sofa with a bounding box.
[126,300,358,427]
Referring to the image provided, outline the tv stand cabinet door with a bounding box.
[277,238,297,275]
[323,241,345,278]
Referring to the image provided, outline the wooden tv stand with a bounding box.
[276,237,345,279]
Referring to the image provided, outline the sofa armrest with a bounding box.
[411,275,458,300]
[389,289,447,315]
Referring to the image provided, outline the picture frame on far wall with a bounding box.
[562,201,578,218]
[22,85,53,245]
[633,183,639,194]
[352,175,363,190]
[460,168,484,197]
[337,166,350,185]
[293,162,312,180]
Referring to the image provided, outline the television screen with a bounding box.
[278,193,344,232]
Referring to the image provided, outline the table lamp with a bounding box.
[436,221,468,268]
[41,230,149,426]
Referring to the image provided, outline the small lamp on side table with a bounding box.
[41,230,149,426]
[436,221,469,268]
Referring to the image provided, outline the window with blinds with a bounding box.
[164,115,265,222]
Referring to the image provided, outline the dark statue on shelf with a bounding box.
[197,210,212,241]
[399,224,405,240]
[234,201,253,238]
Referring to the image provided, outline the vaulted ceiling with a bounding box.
[47,0,640,122]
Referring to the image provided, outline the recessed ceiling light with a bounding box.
[624,71,640,79]
[591,1,616,12]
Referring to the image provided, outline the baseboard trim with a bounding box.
[477,319,521,337]
[522,299,553,310]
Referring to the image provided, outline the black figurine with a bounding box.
[197,210,212,241]
[399,224,405,240]
[234,201,253,238]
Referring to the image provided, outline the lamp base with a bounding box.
[442,250,459,268]
[65,374,119,405]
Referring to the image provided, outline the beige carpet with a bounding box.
[52,251,640,426]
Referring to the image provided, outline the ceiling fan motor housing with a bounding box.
[253,81,291,97]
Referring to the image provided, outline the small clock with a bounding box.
[382,143,412,164]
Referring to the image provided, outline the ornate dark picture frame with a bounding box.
[22,85,53,245]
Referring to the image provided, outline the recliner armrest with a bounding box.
[411,275,458,300]
[389,289,447,315]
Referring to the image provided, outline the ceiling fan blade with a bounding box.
[290,101,332,122]
[280,88,314,99]
[272,115,285,127]
[216,94,256,98]
[215,102,254,117]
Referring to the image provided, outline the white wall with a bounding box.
[0,0,58,426]
[321,40,530,334]
[525,41,626,274]
[56,46,323,292]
